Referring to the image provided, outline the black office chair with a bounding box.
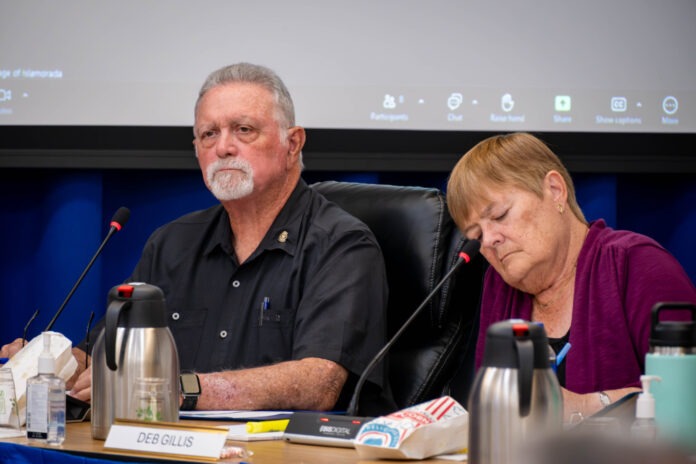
[311,181,487,409]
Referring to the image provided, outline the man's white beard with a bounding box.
[206,158,255,201]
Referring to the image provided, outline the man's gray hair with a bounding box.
[195,62,295,129]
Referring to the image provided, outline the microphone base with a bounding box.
[284,412,372,448]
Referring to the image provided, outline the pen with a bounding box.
[258,297,270,327]
[555,342,572,367]
[246,419,289,434]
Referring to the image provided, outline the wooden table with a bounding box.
[1,420,459,463]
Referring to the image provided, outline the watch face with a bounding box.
[180,374,201,394]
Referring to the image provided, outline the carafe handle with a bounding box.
[515,333,534,417]
[512,322,534,417]
[105,299,131,371]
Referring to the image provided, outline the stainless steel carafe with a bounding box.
[91,283,180,439]
[468,320,563,464]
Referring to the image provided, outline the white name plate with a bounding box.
[104,419,228,461]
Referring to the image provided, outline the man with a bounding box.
[2,63,391,413]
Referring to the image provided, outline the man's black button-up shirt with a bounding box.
[127,180,389,400]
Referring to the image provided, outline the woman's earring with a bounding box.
[557,203,565,214]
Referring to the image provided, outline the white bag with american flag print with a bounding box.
[354,395,468,460]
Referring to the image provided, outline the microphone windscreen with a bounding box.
[110,206,131,229]
[459,239,481,262]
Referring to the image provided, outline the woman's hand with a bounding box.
[562,387,593,422]
[562,386,640,423]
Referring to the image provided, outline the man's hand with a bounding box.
[65,347,91,401]
[0,338,26,359]
[69,368,92,402]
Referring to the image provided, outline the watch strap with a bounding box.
[180,394,198,411]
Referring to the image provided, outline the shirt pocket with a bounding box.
[168,307,208,370]
[254,306,294,329]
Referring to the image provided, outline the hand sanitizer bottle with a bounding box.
[26,332,66,445]
[630,375,661,442]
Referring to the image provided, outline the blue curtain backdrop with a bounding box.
[1,168,694,345]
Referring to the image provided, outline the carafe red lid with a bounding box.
[482,319,551,368]
[106,282,167,328]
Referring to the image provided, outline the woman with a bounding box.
[446,132,696,420]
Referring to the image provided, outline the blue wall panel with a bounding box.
[617,174,696,282]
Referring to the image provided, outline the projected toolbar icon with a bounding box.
[611,96,627,112]
[447,93,463,111]
[501,93,515,112]
[662,96,678,115]
[554,95,571,112]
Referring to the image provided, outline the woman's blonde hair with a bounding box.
[446,132,586,230]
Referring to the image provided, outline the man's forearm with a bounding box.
[196,357,348,411]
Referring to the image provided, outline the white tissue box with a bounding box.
[4,331,77,426]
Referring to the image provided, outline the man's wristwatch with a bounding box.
[180,373,201,411]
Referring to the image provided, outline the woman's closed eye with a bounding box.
[493,209,509,221]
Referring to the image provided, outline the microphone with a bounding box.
[347,238,481,416]
[284,239,481,447]
[23,309,40,347]
[44,207,130,332]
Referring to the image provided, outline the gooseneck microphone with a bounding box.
[22,309,40,347]
[283,239,481,447]
[44,207,130,332]
[346,238,481,416]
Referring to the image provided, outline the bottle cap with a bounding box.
[649,303,696,348]
[636,375,661,419]
[37,332,56,374]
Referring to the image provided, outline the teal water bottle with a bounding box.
[645,302,696,452]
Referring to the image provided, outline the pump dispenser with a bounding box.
[25,333,66,445]
[630,375,661,441]
[37,334,55,375]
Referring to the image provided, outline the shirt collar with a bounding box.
[204,179,310,260]
[256,178,309,258]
